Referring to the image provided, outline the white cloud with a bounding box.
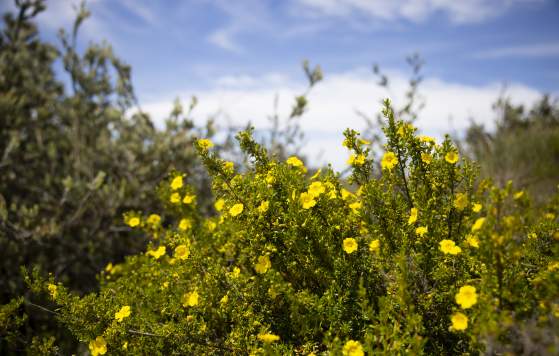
[208,27,243,53]
[142,68,543,170]
[473,43,559,59]
[293,0,542,24]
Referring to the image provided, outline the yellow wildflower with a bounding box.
[381,151,398,170]
[147,214,161,226]
[349,201,362,214]
[454,193,469,211]
[229,203,244,217]
[450,312,468,331]
[47,283,57,298]
[358,138,371,145]
[231,267,241,278]
[341,188,353,200]
[445,151,459,164]
[419,135,435,144]
[416,226,428,237]
[343,238,358,254]
[178,218,192,231]
[214,198,225,212]
[439,240,461,255]
[347,153,366,166]
[206,220,217,232]
[147,246,166,259]
[223,161,234,173]
[197,138,213,150]
[266,173,275,184]
[286,156,304,167]
[472,203,482,213]
[255,255,271,274]
[182,291,199,307]
[408,207,418,225]
[300,192,317,209]
[308,181,325,197]
[258,201,269,214]
[465,235,479,248]
[170,192,181,204]
[310,169,322,180]
[174,245,190,260]
[115,305,131,322]
[513,191,525,200]
[421,152,432,164]
[182,194,196,204]
[127,216,140,227]
[170,175,183,190]
[89,336,107,356]
[342,340,364,356]
[471,217,485,232]
[257,333,280,343]
[220,294,229,305]
[369,239,380,253]
[455,285,478,309]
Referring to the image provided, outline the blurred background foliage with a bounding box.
[0,0,557,353]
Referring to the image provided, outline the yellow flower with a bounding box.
[220,294,229,305]
[308,182,325,197]
[286,156,304,167]
[342,340,364,356]
[170,175,183,190]
[146,246,166,259]
[105,263,113,273]
[349,201,362,214]
[223,161,234,173]
[89,336,107,356]
[513,191,525,200]
[455,285,478,309]
[178,218,192,231]
[182,291,199,307]
[258,201,269,214]
[214,198,225,212]
[358,138,371,145]
[127,216,140,227]
[343,238,358,254]
[471,217,485,232]
[454,193,469,211]
[229,203,244,217]
[445,151,459,164]
[170,192,181,204]
[341,188,353,200]
[465,235,479,248]
[115,305,131,322]
[381,151,398,170]
[421,152,432,164]
[197,138,214,150]
[416,226,428,237]
[439,240,461,255]
[257,333,280,343]
[419,135,435,144]
[47,283,57,298]
[147,214,161,226]
[266,173,275,184]
[300,192,317,209]
[182,194,196,204]
[206,220,217,232]
[255,255,271,274]
[369,239,380,253]
[408,207,418,225]
[310,169,322,180]
[122,341,128,350]
[174,245,190,260]
[472,203,482,213]
[231,267,241,278]
[347,153,366,166]
[450,312,468,331]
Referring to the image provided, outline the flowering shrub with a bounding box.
[31,100,558,354]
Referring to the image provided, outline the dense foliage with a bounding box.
[28,100,559,355]
[0,1,214,352]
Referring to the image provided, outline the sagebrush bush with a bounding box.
[30,100,559,355]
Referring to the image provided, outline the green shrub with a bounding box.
[32,99,559,355]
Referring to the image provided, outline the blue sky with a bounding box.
[2,0,559,167]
